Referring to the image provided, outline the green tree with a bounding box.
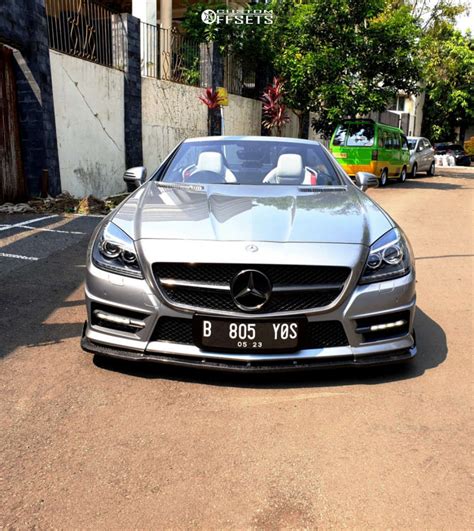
[420,25,473,142]
[267,0,422,137]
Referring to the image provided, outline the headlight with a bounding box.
[359,228,412,284]
[91,222,143,279]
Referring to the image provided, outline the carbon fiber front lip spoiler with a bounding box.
[81,327,417,373]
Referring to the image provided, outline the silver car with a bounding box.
[407,137,435,177]
[82,137,417,372]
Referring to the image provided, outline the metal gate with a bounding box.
[0,43,25,202]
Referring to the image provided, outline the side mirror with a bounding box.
[123,166,147,191]
[355,171,378,192]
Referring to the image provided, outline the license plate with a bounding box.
[193,316,305,352]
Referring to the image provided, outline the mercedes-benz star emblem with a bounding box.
[231,269,272,311]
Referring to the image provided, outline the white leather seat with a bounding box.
[195,152,237,183]
[263,154,304,184]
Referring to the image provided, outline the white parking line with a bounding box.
[70,213,105,218]
[19,225,85,235]
[0,252,39,261]
[0,215,58,232]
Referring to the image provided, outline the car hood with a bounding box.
[111,182,393,246]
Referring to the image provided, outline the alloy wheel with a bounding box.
[398,167,407,183]
[427,161,435,176]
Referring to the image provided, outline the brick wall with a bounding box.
[0,0,60,196]
[122,14,143,169]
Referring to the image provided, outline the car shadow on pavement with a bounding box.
[93,307,447,389]
[0,222,97,359]
[396,179,469,191]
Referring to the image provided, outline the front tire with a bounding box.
[379,168,388,187]
[398,166,407,183]
[427,161,435,176]
[411,162,417,178]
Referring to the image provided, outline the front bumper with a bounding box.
[82,259,417,372]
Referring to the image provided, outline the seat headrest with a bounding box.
[276,154,304,184]
[196,151,224,175]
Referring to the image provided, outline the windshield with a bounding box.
[159,140,343,186]
[332,123,375,147]
[436,144,463,152]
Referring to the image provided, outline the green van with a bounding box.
[329,119,411,186]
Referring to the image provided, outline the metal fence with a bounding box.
[45,0,125,70]
[224,54,257,98]
[140,24,201,86]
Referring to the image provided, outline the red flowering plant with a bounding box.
[260,77,290,137]
[198,87,225,109]
[198,87,225,135]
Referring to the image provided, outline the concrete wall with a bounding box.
[223,94,262,136]
[142,79,268,172]
[142,78,208,172]
[50,51,126,198]
[281,111,300,138]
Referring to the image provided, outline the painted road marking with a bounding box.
[0,217,88,248]
[19,225,85,235]
[0,252,39,261]
[0,215,58,232]
[70,213,105,218]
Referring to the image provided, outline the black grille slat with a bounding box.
[151,317,349,348]
[153,263,350,313]
[156,263,349,285]
[161,288,338,313]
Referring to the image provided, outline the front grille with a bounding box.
[151,317,349,349]
[153,263,350,314]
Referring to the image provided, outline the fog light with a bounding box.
[94,310,145,329]
[369,319,406,332]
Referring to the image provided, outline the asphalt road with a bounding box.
[1,167,472,529]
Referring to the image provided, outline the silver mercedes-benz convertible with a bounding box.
[81,136,417,371]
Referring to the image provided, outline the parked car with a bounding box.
[407,137,435,177]
[329,119,411,186]
[81,136,417,372]
[434,143,471,166]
